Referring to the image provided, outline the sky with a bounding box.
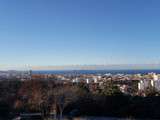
[0,0,160,69]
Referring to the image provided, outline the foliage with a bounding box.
[0,79,160,119]
[101,80,122,96]
[144,86,160,97]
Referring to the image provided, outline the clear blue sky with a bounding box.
[0,0,160,67]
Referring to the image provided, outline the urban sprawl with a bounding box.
[1,70,160,96]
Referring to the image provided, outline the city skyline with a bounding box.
[0,0,160,69]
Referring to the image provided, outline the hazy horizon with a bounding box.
[0,64,160,70]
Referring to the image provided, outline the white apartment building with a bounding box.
[138,73,160,91]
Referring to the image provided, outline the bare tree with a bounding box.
[54,85,78,120]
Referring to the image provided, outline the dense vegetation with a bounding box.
[0,79,160,119]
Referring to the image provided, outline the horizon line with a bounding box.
[0,64,160,70]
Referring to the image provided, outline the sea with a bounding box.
[33,69,160,75]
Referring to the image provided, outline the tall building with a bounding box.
[29,70,32,80]
[138,73,160,91]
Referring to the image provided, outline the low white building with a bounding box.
[138,80,151,90]
[72,77,79,83]
[138,73,160,91]
[86,78,90,84]
[154,81,160,91]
